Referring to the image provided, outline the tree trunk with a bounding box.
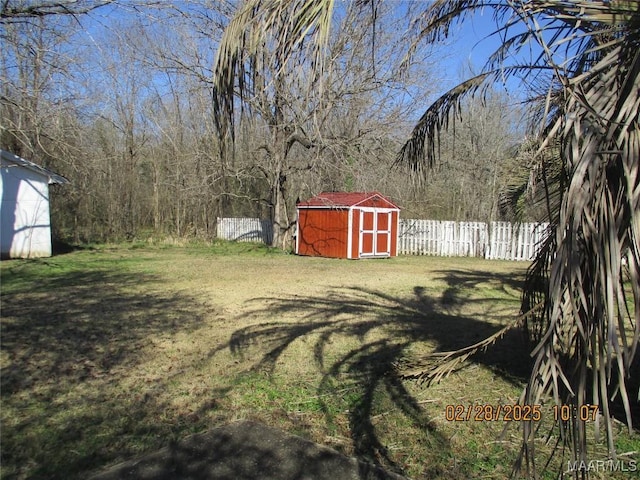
[270,157,292,250]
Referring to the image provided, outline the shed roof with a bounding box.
[1,149,69,185]
[297,192,399,209]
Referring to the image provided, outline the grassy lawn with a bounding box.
[1,242,637,479]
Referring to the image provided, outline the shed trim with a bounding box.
[357,207,396,257]
[296,191,400,210]
[347,208,354,259]
[295,209,300,255]
[1,150,68,185]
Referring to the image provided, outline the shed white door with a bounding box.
[359,209,391,257]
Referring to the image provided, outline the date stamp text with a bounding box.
[444,404,599,422]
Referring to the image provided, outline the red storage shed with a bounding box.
[296,192,400,259]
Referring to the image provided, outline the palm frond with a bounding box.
[213,0,336,141]
[395,63,560,176]
[395,71,491,175]
[526,0,639,25]
[395,0,640,475]
[521,27,640,469]
[397,302,544,384]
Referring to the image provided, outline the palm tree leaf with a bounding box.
[398,0,640,474]
[397,302,544,383]
[395,71,491,175]
[213,0,336,141]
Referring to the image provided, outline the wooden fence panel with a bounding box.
[487,222,512,260]
[398,219,441,256]
[399,219,548,261]
[485,222,549,261]
[516,222,549,261]
[398,220,489,257]
[457,221,488,257]
[216,217,273,244]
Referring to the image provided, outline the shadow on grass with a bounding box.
[1,269,207,395]
[0,266,214,479]
[90,420,404,480]
[434,268,524,308]
[220,268,530,477]
[52,239,95,255]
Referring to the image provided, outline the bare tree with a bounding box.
[214,1,437,249]
[403,89,524,222]
[1,2,238,241]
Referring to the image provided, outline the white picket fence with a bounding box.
[398,220,487,257]
[487,221,549,261]
[216,217,549,261]
[398,219,549,261]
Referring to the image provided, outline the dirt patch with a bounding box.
[89,420,409,480]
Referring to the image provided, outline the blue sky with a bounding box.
[436,9,521,85]
[379,1,530,101]
[434,8,530,100]
[82,2,520,90]
[71,0,530,121]
[447,11,501,73]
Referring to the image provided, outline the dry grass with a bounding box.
[1,242,637,479]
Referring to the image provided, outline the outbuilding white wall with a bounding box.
[1,159,53,258]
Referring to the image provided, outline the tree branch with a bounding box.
[1,0,114,21]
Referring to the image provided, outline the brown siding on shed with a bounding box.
[350,209,360,259]
[297,208,349,258]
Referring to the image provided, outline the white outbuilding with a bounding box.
[1,150,68,259]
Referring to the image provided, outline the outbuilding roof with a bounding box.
[297,191,399,209]
[1,149,69,185]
